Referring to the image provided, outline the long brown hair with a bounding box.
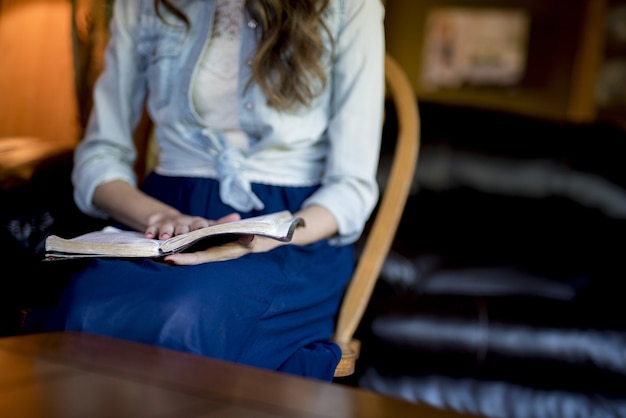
[155,0,332,111]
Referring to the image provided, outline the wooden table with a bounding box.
[0,332,474,418]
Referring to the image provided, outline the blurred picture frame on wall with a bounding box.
[420,7,530,90]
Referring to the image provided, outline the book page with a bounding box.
[45,226,162,257]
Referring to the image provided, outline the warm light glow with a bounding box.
[0,137,74,189]
[0,0,80,145]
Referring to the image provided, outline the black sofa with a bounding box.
[341,105,626,418]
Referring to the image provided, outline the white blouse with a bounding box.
[192,0,248,151]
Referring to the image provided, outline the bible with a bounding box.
[44,211,303,260]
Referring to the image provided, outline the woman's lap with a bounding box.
[39,175,354,380]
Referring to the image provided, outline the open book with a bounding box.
[44,211,303,260]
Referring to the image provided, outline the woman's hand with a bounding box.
[145,212,241,240]
[155,212,281,266]
[154,212,283,266]
[163,204,338,266]
[163,234,283,265]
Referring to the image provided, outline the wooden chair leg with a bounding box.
[334,339,362,378]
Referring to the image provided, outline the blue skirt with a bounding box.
[40,173,355,381]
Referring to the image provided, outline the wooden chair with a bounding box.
[130,52,420,378]
[129,52,420,379]
[332,53,420,377]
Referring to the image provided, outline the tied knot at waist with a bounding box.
[216,146,264,212]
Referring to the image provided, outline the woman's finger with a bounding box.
[164,242,250,265]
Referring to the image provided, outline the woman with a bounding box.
[40,0,384,381]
